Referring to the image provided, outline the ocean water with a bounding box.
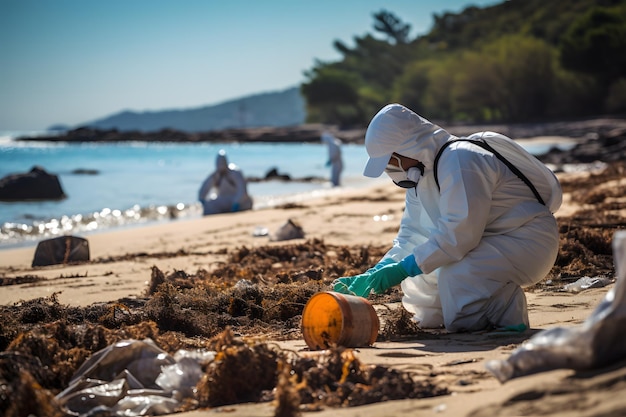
[0,132,568,249]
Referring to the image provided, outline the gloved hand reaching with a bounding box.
[332,258,394,293]
[332,272,372,295]
[333,255,422,297]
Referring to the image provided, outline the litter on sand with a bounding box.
[486,230,626,383]
[562,275,612,293]
[55,338,215,416]
[270,218,305,241]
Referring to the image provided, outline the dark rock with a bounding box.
[537,128,626,166]
[32,236,90,267]
[71,168,99,175]
[264,167,291,181]
[0,166,66,201]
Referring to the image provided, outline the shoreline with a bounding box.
[0,181,400,306]
[8,114,626,145]
[0,176,387,251]
[0,135,580,250]
[0,134,595,304]
[0,152,606,307]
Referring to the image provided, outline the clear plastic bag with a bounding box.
[56,338,215,416]
[563,275,612,293]
[486,231,626,383]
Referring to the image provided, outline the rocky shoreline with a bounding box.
[16,116,626,145]
[15,117,626,169]
[18,125,338,144]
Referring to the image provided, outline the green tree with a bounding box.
[547,68,601,118]
[605,78,626,113]
[300,65,362,125]
[560,7,626,84]
[392,60,433,115]
[301,0,626,125]
[372,10,411,44]
[451,50,501,122]
[302,13,416,125]
[421,60,457,120]
[452,35,557,122]
[392,58,457,120]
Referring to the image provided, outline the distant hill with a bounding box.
[82,86,306,133]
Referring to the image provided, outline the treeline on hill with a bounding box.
[300,0,626,126]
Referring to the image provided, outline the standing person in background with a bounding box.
[333,103,562,333]
[198,149,253,215]
[321,132,343,187]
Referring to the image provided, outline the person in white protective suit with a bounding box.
[333,103,563,332]
[321,132,344,186]
[198,150,253,216]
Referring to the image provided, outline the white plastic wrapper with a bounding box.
[563,275,612,293]
[486,231,626,383]
[56,338,215,416]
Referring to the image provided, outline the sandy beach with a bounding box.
[1,136,625,416]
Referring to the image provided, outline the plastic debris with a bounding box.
[55,338,215,416]
[253,226,269,237]
[485,231,626,383]
[270,218,305,241]
[562,275,612,293]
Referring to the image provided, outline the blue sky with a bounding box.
[0,0,500,131]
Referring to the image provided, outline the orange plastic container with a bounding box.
[301,291,380,350]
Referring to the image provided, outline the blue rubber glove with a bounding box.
[366,264,405,294]
[332,258,395,295]
[398,254,422,276]
[325,160,331,167]
[367,257,395,272]
[496,323,527,333]
[231,202,240,212]
[341,255,422,297]
[332,272,370,295]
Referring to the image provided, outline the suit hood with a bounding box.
[363,104,456,177]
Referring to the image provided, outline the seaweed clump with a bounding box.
[546,161,626,282]
[196,328,280,407]
[286,341,448,409]
[195,329,448,412]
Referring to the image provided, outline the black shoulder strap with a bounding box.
[433,138,545,206]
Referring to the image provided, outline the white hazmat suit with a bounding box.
[198,150,253,216]
[355,104,562,332]
[321,132,343,187]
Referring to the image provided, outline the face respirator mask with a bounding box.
[384,155,423,189]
